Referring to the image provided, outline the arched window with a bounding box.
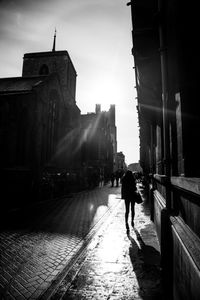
[39,64,49,75]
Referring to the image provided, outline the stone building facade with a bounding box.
[127,0,200,299]
[0,50,81,206]
[115,151,126,171]
[80,104,117,186]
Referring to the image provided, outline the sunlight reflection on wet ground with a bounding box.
[91,193,120,229]
[61,193,162,300]
[0,186,162,299]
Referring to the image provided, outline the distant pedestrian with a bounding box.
[121,170,137,234]
[110,172,115,187]
[99,173,104,187]
[115,170,120,187]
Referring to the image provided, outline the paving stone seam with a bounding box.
[38,198,122,300]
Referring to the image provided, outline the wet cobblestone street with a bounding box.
[0,187,121,299]
[53,186,163,300]
[0,185,163,299]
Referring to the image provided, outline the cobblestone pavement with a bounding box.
[0,186,122,299]
[52,185,163,300]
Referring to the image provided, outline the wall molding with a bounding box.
[171,177,200,196]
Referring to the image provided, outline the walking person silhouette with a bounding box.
[110,172,115,187]
[121,170,137,234]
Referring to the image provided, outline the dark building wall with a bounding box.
[80,105,116,184]
[0,47,81,204]
[0,92,36,168]
[108,105,117,170]
[128,0,200,298]
[130,0,162,176]
[32,76,81,178]
[163,1,200,177]
[0,90,40,205]
[0,75,64,177]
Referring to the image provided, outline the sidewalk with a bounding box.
[52,196,163,300]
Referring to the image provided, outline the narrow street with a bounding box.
[0,184,162,299]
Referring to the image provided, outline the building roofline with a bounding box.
[23,50,77,76]
[0,75,48,81]
[0,90,32,96]
[0,75,53,94]
[23,50,69,58]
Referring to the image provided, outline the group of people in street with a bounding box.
[110,169,124,187]
[43,166,142,235]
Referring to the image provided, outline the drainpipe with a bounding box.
[158,5,173,298]
[127,1,139,101]
[158,0,171,210]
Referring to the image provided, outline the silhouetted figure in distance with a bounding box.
[115,170,120,187]
[110,172,115,187]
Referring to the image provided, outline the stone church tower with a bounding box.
[22,33,77,106]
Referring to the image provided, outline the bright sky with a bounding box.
[0,0,139,165]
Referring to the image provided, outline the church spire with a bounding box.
[52,28,56,52]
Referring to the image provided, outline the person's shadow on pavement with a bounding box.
[127,228,164,300]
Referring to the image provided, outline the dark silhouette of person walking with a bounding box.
[121,170,137,234]
[115,170,120,187]
[110,172,115,187]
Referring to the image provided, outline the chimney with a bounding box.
[95,104,101,114]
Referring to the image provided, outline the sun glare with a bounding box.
[88,77,123,111]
